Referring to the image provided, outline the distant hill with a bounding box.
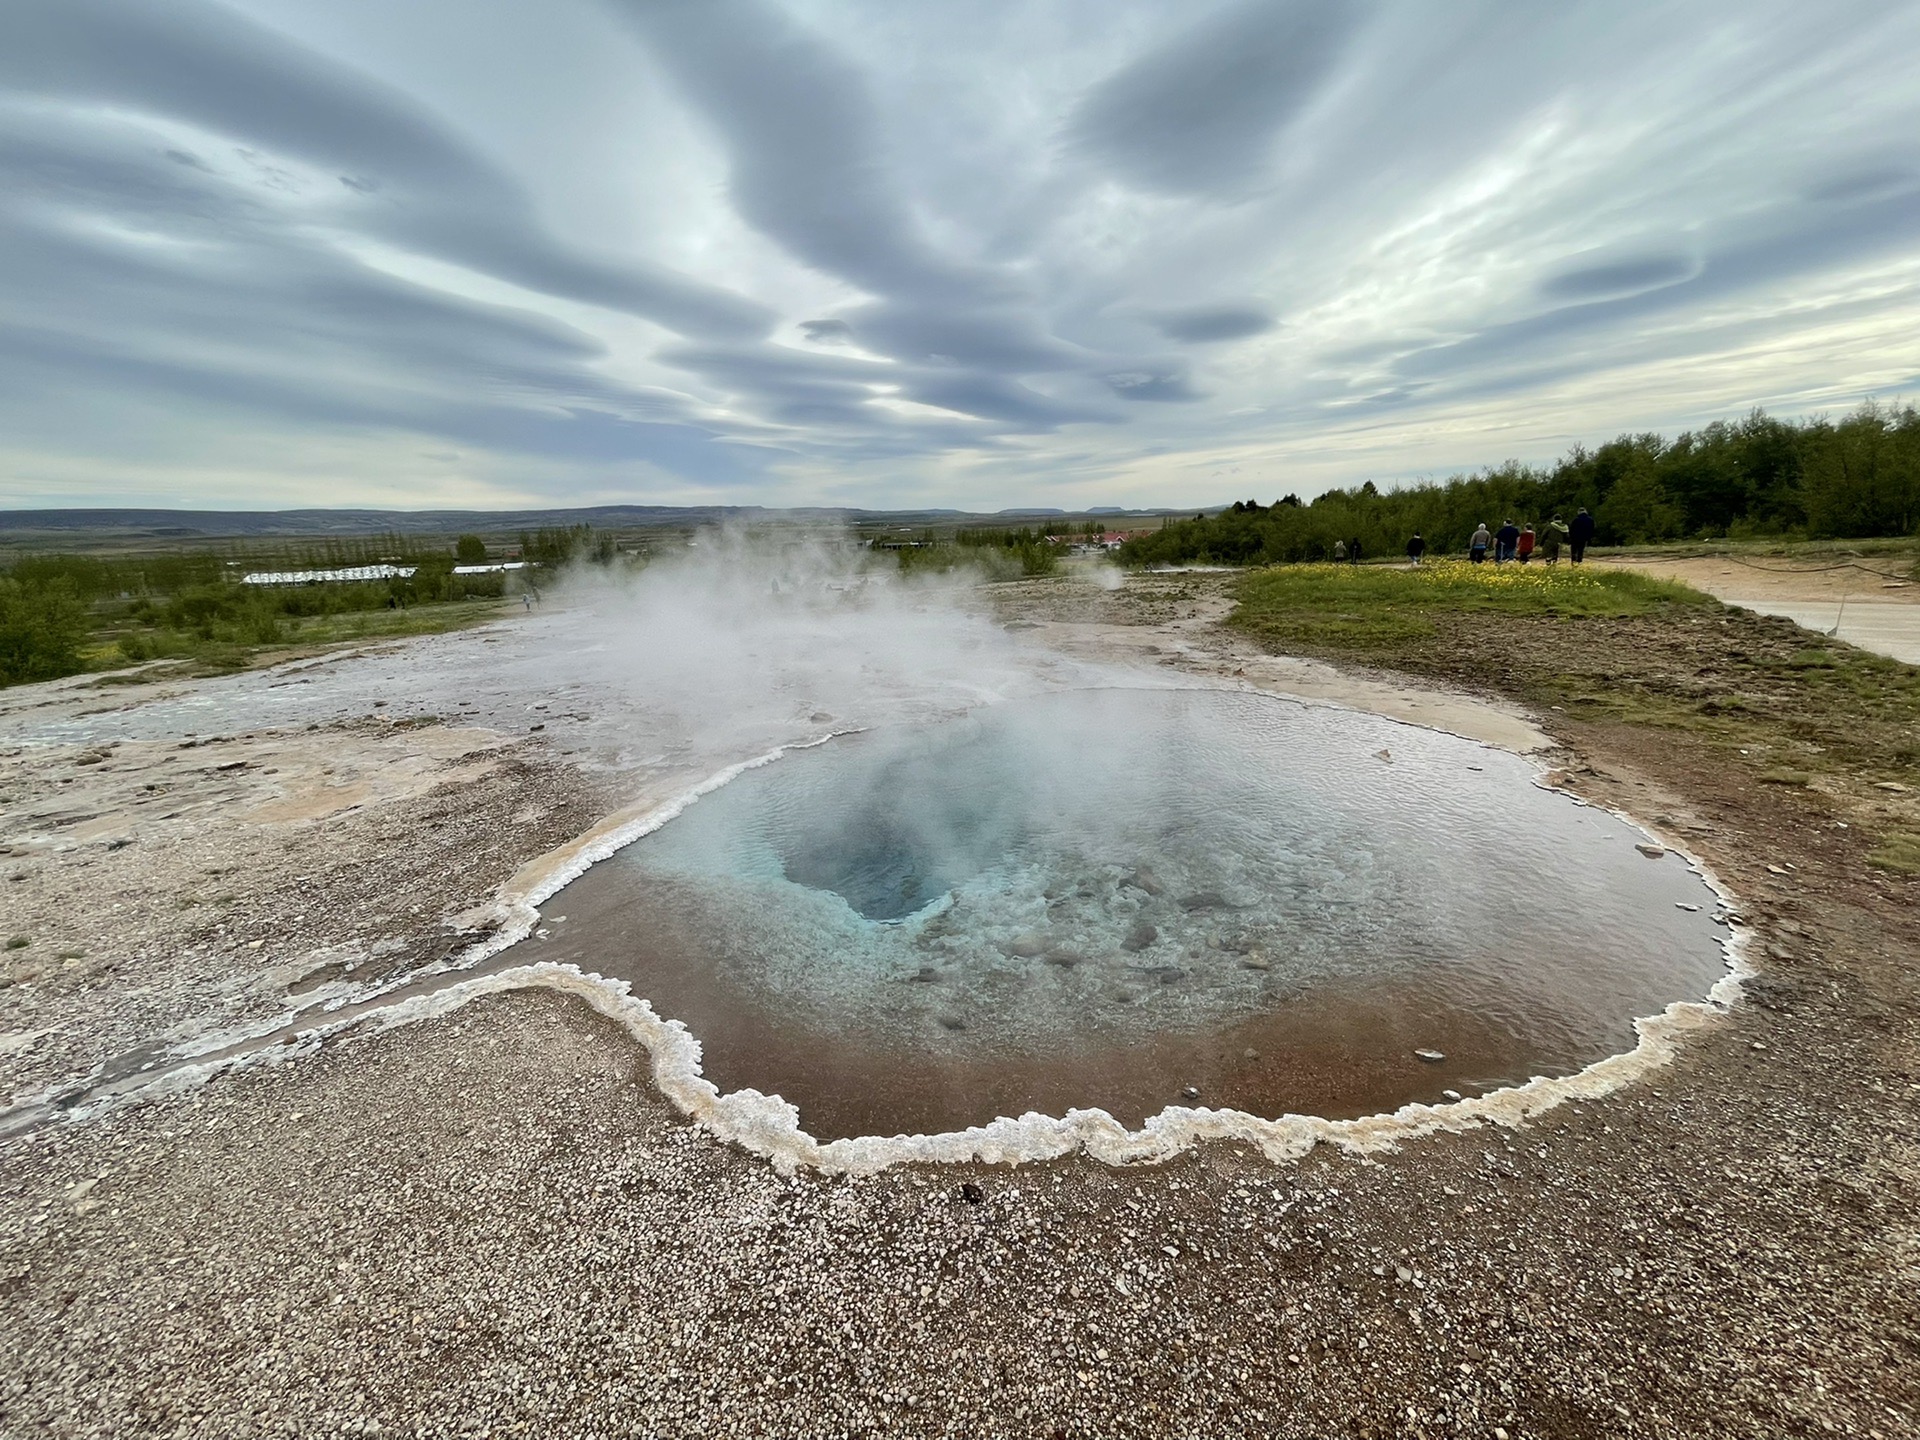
[0,504,823,538]
[0,503,1182,543]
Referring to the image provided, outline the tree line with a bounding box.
[1121,401,1920,567]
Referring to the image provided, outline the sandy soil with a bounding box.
[1595,553,1920,665]
[0,576,1915,1438]
[1594,552,1917,605]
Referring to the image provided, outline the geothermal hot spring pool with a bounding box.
[523,688,1732,1140]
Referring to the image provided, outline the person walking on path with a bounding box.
[1348,537,1363,564]
[1569,508,1595,564]
[1332,539,1347,562]
[1495,519,1520,563]
[1543,515,1569,565]
[1517,524,1536,563]
[1469,523,1491,563]
[1406,532,1426,565]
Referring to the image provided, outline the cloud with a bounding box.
[1065,0,1365,197]
[0,0,772,341]
[4,0,1920,508]
[1540,254,1695,301]
[0,102,761,488]
[613,0,996,304]
[1152,306,1276,342]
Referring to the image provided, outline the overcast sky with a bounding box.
[5,0,1920,512]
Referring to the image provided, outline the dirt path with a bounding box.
[0,574,1914,1439]
[1596,552,1920,664]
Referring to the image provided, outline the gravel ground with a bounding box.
[0,719,599,1100]
[0,579,1916,1438]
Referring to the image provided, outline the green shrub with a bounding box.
[0,577,88,684]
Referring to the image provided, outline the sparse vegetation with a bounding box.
[1868,832,1920,873]
[891,529,1059,579]
[0,538,521,688]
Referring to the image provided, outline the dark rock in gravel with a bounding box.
[1178,891,1230,911]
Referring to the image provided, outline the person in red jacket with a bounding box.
[1517,524,1536,563]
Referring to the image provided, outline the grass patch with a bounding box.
[1227,558,1920,794]
[1787,649,1839,669]
[1233,560,1707,656]
[1868,832,1920,874]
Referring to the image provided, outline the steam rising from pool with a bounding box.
[530,688,1733,1137]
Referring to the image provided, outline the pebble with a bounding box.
[1414,1049,1446,1063]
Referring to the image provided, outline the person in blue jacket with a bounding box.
[1494,519,1521,562]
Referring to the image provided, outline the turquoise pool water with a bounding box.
[527,688,1731,1135]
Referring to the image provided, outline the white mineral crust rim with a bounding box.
[8,694,1753,1173]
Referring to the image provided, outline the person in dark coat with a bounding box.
[1569,507,1596,564]
[1406,532,1426,564]
[1495,519,1521,563]
[1347,537,1363,564]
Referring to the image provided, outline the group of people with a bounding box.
[1403,508,1595,566]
